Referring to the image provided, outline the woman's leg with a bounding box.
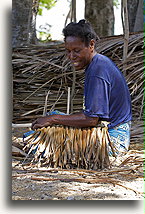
[108,121,131,156]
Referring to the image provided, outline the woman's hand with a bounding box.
[31,116,53,130]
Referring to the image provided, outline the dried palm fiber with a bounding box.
[23,122,115,170]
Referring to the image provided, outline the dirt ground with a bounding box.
[12,127,144,201]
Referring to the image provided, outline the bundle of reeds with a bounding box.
[23,122,114,170]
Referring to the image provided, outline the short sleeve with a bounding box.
[83,76,111,119]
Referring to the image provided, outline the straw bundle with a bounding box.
[23,122,114,170]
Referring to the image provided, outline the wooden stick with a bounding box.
[12,123,32,128]
[70,66,76,113]
[67,87,70,114]
[43,90,50,116]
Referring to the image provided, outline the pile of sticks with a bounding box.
[12,32,143,123]
[12,44,84,121]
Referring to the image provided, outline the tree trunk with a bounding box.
[121,0,129,75]
[65,0,77,26]
[27,0,39,45]
[12,0,38,48]
[127,0,143,32]
[85,0,114,37]
[133,0,144,32]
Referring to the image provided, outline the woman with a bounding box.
[32,19,132,155]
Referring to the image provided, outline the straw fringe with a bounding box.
[23,123,113,169]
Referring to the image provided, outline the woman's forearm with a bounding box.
[51,112,99,128]
[32,112,99,130]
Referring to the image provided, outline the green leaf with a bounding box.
[38,8,43,16]
[38,0,58,15]
[113,0,120,9]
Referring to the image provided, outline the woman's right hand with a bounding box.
[31,116,53,130]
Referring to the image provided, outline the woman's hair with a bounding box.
[62,19,99,47]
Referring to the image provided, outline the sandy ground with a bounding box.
[12,127,144,201]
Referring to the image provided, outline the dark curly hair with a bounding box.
[62,19,99,47]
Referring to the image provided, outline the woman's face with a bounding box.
[65,36,95,70]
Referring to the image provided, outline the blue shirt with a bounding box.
[83,54,132,128]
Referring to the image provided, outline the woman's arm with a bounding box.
[31,111,99,130]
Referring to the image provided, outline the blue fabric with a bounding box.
[108,121,131,156]
[46,110,66,116]
[83,54,132,128]
[23,130,35,140]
